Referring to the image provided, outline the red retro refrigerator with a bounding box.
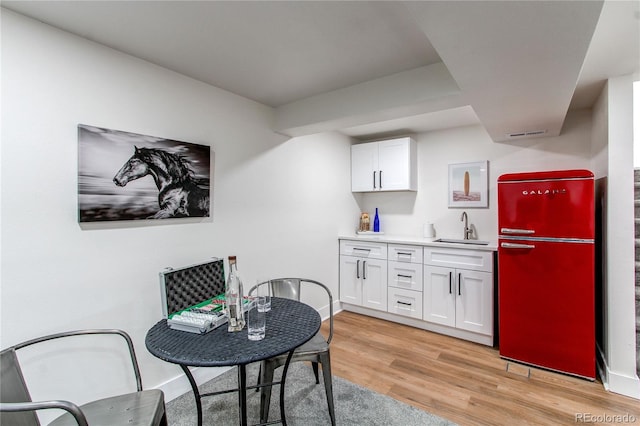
[498,169,595,379]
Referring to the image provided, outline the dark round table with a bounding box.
[146,297,321,426]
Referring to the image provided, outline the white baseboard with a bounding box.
[340,303,494,346]
[597,344,640,399]
[155,365,232,403]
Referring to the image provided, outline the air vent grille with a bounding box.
[507,129,547,138]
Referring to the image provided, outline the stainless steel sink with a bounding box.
[434,238,490,245]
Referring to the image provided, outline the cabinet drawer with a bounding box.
[387,287,422,319]
[340,240,387,259]
[388,244,423,263]
[388,261,423,291]
[424,247,493,273]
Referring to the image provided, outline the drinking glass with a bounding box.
[257,280,272,312]
[247,297,266,341]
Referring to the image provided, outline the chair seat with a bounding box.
[267,332,327,362]
[49,390,165,426]
[294,332,328,355]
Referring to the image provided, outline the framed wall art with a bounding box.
[448,161,489,208]
[78,124,212,222]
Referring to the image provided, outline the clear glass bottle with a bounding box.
[225,255,245,332]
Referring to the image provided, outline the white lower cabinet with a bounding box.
[388,286,422,319]
[339,239,495,346]
[339,241,387,312]
[423,266,493,336]
[387,245,423,319]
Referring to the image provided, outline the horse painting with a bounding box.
[113,146,210,219]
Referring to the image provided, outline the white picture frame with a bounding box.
[448,161,489,208]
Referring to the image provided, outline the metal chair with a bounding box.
[0,329,167,426]
[249,278,335,426]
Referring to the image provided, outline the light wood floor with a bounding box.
[321,310,640,426]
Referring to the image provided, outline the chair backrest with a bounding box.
[270,278,301,300]
[1,348,40,426]
[251,278,333,344]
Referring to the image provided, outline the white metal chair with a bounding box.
[0,329,167,426]
[249,278,335,426]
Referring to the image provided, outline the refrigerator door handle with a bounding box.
[501,242,536,249]
[501,228,535,234]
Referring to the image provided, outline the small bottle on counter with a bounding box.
[225,255,245,332]
[373,208,380,232]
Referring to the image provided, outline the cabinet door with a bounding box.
[388,287,422,319]
[388,261,422,291]
[423,265,455,327]
[455,270,493,335]
[361,258,387,311]
[378,138,416,191]
[339,255,362,305]
[351,143,378,192]
[340,240,387,260]
[388,244,422,264]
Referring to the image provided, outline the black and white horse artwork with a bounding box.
[77,124,211,222]
[113,146,210,219]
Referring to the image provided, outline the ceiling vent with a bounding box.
[506,129,547,139]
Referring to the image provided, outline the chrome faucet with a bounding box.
[461,211,473,240]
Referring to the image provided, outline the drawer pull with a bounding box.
[397,252,413,261]
[501,228,535,234]
[501,242,535,249]
[397,301,412,306]
[353,247,372,253]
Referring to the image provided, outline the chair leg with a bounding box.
[312,361,320,384]
[319,352,336,426]
[255,363,262,392]
[259,360,275,424]
[160,411,168,426]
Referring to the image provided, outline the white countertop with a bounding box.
[339,233,498,251]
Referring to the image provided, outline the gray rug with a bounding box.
[166,362,456,425]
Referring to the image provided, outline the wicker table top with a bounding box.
[145,297,321,367]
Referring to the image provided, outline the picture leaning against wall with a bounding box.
[78,124,212,222]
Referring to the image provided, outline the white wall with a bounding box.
[592,75,640,399]
[0,10,359,418]
[634,81,640,167]
[357,109,594,241]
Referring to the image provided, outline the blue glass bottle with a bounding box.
[373,208,380,232]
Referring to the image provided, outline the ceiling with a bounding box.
[2,1,638,141]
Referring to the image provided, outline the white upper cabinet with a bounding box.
[351,137,417,192]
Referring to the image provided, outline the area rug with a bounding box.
[166,362,456,425]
